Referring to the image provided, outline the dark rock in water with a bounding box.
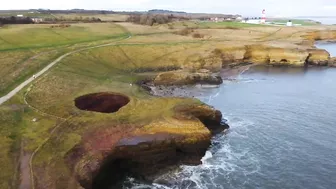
[306,49,330,66]
[329,57,336,67]
[174,104,229,135]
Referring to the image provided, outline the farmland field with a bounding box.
[0,23,130,96]
[0,23,127,51]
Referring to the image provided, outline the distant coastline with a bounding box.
[297,17,336,25]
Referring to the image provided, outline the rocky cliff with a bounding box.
[65,99,229,189]
[306,49,330,66]
[218,45,332,67]
[303,30,336,41]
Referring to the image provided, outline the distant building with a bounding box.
[261,9,266,24]
[236,16,243,21]
[210,17,237,22]
[287,20,293,26]
[210,17,218,22]
[17,15,23,17]
[32,18,43,23]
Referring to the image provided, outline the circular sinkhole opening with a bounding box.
[75,92,130,113]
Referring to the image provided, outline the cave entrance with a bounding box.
[74,92,130,113]
[280,59,288,63]
[92,158,136,189]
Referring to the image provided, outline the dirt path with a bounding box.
[29,118,71,189]
[19,143,32,189]
[0,35,131,106]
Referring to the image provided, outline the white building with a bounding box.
[261,9,266,24]
[32,18,43,23]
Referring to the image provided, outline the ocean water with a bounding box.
[316,43,336,57]
[308,17,336,25]
[125,62,336,188]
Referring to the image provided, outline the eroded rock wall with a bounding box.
[217,45,332,67]
[307,49,330,66]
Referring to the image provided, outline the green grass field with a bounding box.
[0,23,127,51]
[269,19,320,26]
[198,21,270,28]
[167,21,269,30]
[0,23,130,97]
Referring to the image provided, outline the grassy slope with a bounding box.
[167,21,269,29]
[269,19,320,26]
[0,24,130,188]
[27,43,212,188]
[272,19,319,26]
[0,23,129,96]
[0,38,216,188]
[0,23,127,51]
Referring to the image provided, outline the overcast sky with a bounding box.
[2,0,336,17]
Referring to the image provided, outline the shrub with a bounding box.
[225,26,239,30]
[173,28,194,36]
[192,33,204,38]
[168,24,174,29]
[212,48,222,56]
[127,14,173,26]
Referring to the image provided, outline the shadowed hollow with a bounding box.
[74,92,130,113]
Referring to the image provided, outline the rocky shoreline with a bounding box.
[140,65,252,98]
[66,31,336,189]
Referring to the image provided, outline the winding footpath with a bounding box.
[0,35,131,106]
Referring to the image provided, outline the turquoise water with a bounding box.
[127,65,336,189]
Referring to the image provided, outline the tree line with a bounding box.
[43,16,101,22]
[0,16,33,25]
[127,14,189,26]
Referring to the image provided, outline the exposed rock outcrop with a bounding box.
[329,57,336,67]
[212,47,246,66]
[153,70,223,86]
[306,49,330,66]
[243,45,309,66]
[181,53,223,72]
[214,45,333,67]
[65,102,228,189]
[303,30,336,41]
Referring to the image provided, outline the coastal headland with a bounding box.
[0,18,336,189]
